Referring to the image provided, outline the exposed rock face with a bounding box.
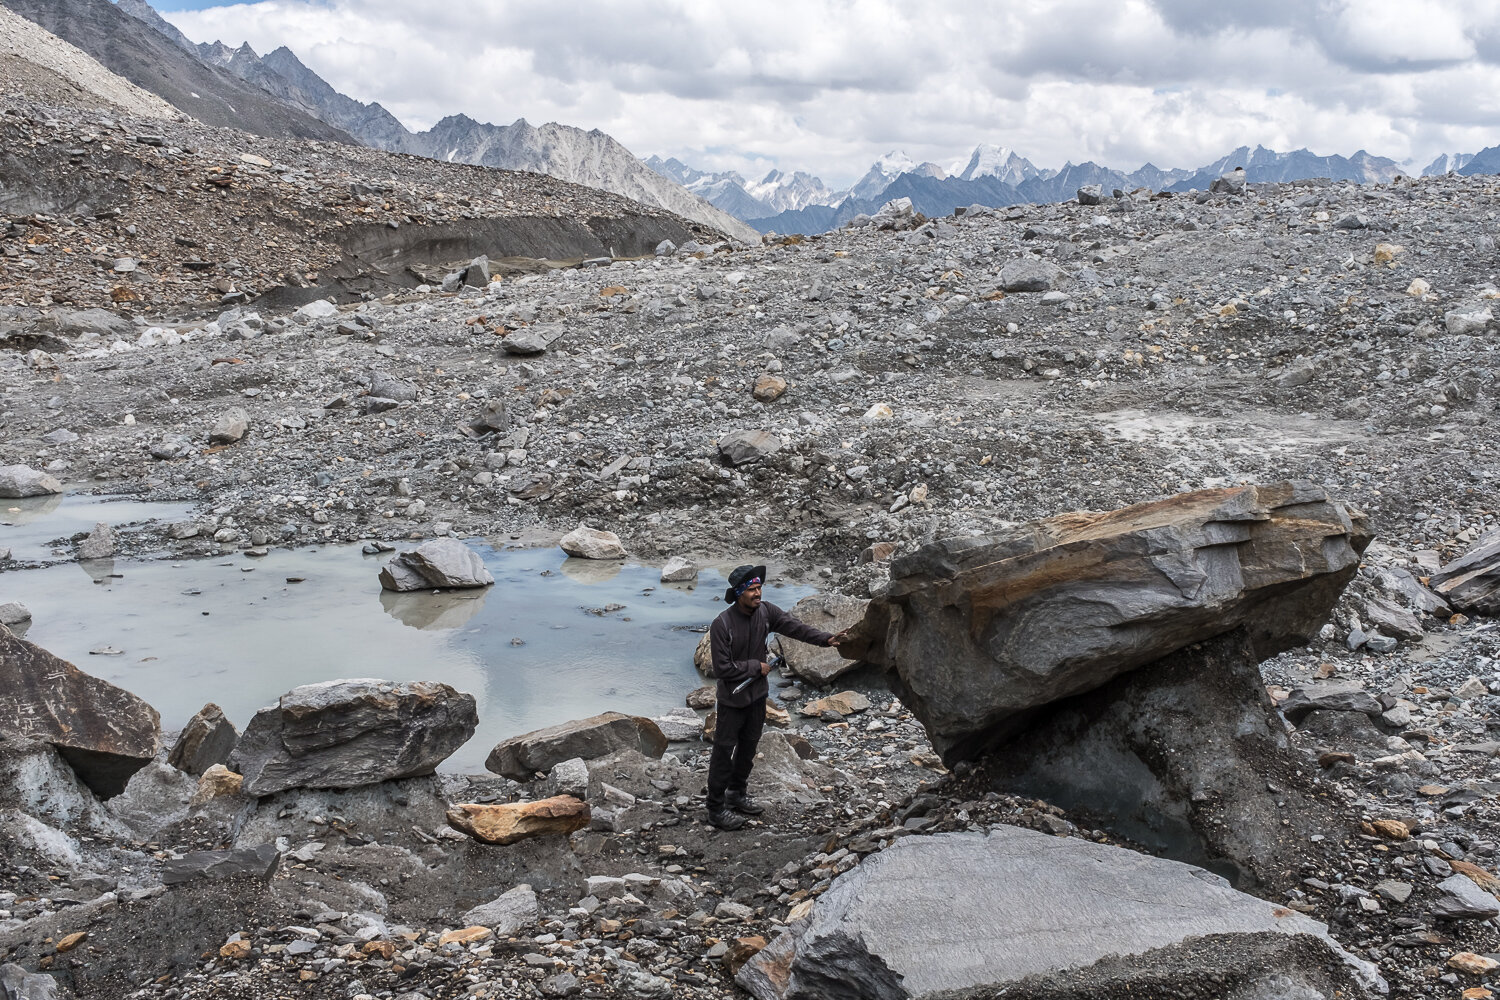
[846,482,1371,762]
[0,626,160,798]
[0,464,63,498]
[1279,682,1383,724]
[774,594,867,685]
[982,630,1346,886]
[485,712,667,780]
[446,797,590,845]
[229,679,478,796]
[1430,528,1500,615]
[738,826,1383,1000]
[378,538,495,592]
[167,703,239,776]
[161,844,280,885]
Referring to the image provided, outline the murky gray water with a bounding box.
[1,501,813,771]
[0,493,196,562]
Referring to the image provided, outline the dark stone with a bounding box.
[167,703,239,776]
[486,712,668,780]
[161,844,279,886]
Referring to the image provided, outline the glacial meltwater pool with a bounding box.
[0,498,813,771]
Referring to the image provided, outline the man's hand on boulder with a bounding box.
[760,661,771,676]
[828,629,850,647]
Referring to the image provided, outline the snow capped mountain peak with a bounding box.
[872,150,916,174]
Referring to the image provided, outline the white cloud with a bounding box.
[163,0,1500,188]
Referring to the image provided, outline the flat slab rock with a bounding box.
[1430,528,1500,616]
[0,625,160,798]
[845,481,1371,763]
[486,711,666,780]
[379,537,495,591]
[739,826,1384,1000]
[447,796,590,845]
[161,844,279,886]
[230,678,477,795]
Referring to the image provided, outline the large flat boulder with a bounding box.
[379,537,495,591]
[0,465,63,498]
[774,594,868,686]
[0,626,160,798]
[229,679,478,796]
[738,826,1384,1000]
[446,797,590,845]
[1430,528,1500,616]
[485,712,667,780]
[844,482,1370,763]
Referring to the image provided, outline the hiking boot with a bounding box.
[726,791,765,815]
[708,807,747,831]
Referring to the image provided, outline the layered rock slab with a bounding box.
[0,626,160,797]
[845,481,1370,762]
[738,826,1383,1000]
[230,679,477,795]
[1430,528,1500,616]
[485,712,666,780]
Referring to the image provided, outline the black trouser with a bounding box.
[707,697,766,808]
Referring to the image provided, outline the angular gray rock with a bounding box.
[738,826,1384,1000]
[843,482,1371,763]
[229,679,478,795]
[660,556,697,582]
[651,707,703,742]
[76,522,116,561]
[208,406,250,445]
[0,626,160,798]
[998,257,1063,292]
[1431,873,1500,920]
[486,712,667,780]
[718,429,782,466]
[161,843,280,885]
[502,326,561,355]
[1210,167,1247,195]
[378,538,495,591]
[559,524,626,560]
[462,883,538,935]
[167,702,239,776]
[0,465,63,498]
[0,603,30,627]
[0,962,63,1000]
[1279,682,1383,724]
[1430,528,1500,616]
[369,371,418,403]
[1362,595,1423,639]
[1076,184,1104,205]
[774,593,867,686]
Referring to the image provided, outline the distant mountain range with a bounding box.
[650,139,1500,235]
[0,0,758,241]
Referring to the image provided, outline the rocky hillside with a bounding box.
[0,4,176,120]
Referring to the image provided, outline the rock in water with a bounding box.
[660,556,697,582]
[0,626,160,797]
[738,826,1384,1000]
[485,712,667,780]
[167,703,239,776]
[775,593,868,685]
[76,522,116,561]
[378,538,495,591]
[1429,528,1500,615]
[230,679,478,795]
[447,797,590,844]
[0,464,63,498]
[845,482,1370,763]
[559,524,627,559]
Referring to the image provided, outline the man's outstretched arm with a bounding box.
[767,604,843,647]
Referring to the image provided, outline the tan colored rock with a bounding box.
[686,684,716,709]
[559,524,626,560]
[446,796,590,845]
[726,936,768,976]
[694,632,714,678]
[753,374,787,402]
[190,764,244,806]
[56,931,87,952]
[1451,859,1500,895]
[801,691,872,717]
[219,939,252,960]
[438,926,493,946]
[1450,952,1500,975]
[1369,819,1410,841]
[844,481,1371,763]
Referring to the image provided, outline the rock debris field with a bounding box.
[1,93,1500,1000]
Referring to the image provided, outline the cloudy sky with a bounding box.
[158,0,1500,188]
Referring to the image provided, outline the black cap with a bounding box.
[724,563,768,603]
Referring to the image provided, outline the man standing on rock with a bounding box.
[707,564,845,831]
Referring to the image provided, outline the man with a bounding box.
[706,564,845,831]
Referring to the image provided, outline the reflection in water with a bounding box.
[1,535,816,771]
[0,494,193,563]
[78,558,116,584]
[1,492,64,524]
[380,588,490,630]
[558,556,624,584]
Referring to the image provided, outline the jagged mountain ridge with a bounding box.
[122,21,759,242]
[0,0,355,142]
